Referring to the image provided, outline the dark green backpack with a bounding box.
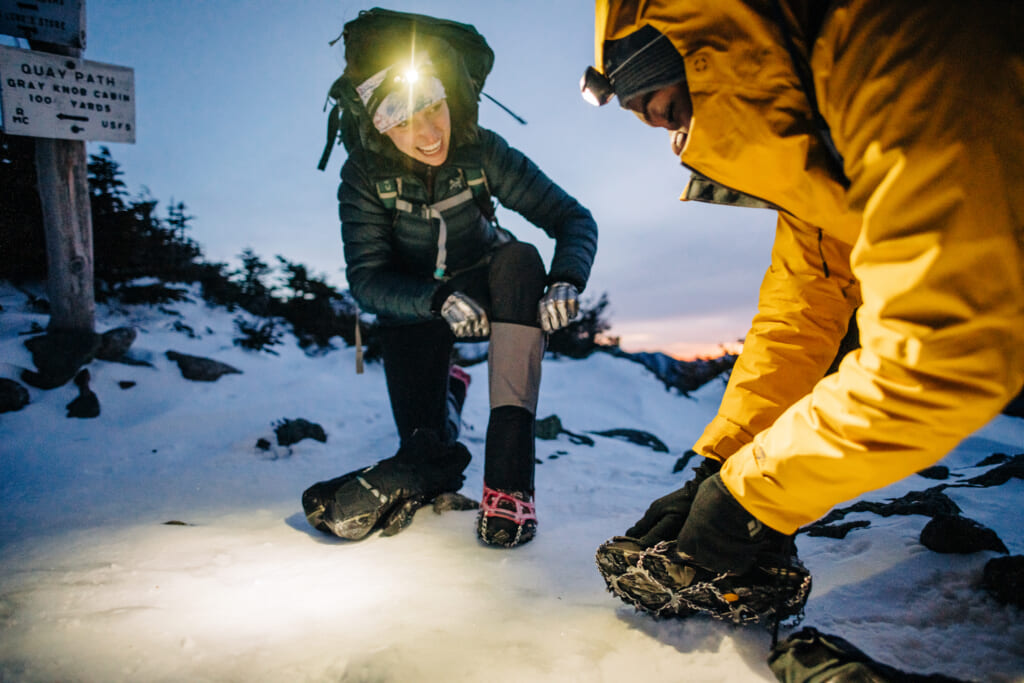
[317,8,495,170]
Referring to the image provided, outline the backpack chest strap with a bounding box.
[387,188,476,280]
[375,170,493,280]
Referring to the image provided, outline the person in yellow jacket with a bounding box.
[583,0,1024,624]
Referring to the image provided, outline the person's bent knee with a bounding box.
[489,242,547,324]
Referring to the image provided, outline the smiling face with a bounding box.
[624,81,693,132]
[382,99,452,166]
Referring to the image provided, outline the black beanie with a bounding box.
[603,25,686,105]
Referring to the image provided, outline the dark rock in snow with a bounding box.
[534,414,595,446]
[958,453,1024,488]
[274,418,327,447]
[811,487,961,531]
[589,428,669,453]
[21,330,101,389]
[917,465,950,480]
[672,449,699,473]
[118,381,136,389]
[975,453,1009,467]
[165,350,241,381]
[535,414,563,440]
[803,520,871,539]
[919,514,1008,554]
[0,377,30,413]
[982,555,1024,609]
[96,326,137,361]
[66,369,100,418]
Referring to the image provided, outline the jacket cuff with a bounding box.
[547,274,586,292]
[430,282,457,316]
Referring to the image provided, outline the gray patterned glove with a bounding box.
[441,291,490,338]
[538,282,580,332]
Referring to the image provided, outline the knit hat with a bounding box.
[602,25,686,105]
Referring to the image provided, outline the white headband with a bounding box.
[356,60,447,133]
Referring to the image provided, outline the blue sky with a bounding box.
[7,1,778,358]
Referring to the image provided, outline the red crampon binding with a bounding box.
[477,485,537,547]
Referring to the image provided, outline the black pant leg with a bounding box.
[488,241,547,325]
[380,319,455,444]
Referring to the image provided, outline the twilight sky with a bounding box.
[7,0,779,358]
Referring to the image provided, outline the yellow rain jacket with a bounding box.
[595,0,1024,533]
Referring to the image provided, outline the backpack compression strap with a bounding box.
[373,168,496,279]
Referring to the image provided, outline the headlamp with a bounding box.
[580,66,614,107]
[399,66,420,85]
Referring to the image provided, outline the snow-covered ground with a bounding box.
[1,280,1022,682]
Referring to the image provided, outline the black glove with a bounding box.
[301,429,472,540]
[675,472,791,575]
[625,456,721,547]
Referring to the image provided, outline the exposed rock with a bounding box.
[805,487,961,537]
[589,428,669,453]
[919,514,1008,554]
[96,326,137,361]
[118,381,136,389]
[0,378,30,413]
[66,369,100,419]
[534,414,595,446]
[917,465,950,480]
[273,418,327,447]
[982,555,1024,608]
[21,330,101,389]
[958,453,1024,488]
[672,449,700,473]
[804,520,871,539]
[165,350,241,382]
[975,453,1009,467]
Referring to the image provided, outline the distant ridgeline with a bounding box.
[608,348,738,396]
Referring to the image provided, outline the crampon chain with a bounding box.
[597,540,811,626]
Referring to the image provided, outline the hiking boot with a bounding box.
[476,485,537,548]
[301,429,471,540]
[595,537,811,625]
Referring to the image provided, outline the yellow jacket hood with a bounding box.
[594,0,859,240]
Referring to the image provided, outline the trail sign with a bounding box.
[0,44,134,142]
[0,0,85,48]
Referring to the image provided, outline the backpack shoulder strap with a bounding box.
[374,178,400,211]
[461,167,496,224]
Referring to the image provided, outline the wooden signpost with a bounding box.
[0,0,135,334]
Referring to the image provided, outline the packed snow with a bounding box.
[1,280,1022,682]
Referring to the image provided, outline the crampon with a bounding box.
[595,537,811,626]
[476,486,537,548]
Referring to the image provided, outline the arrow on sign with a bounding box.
[57,113,89,122]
